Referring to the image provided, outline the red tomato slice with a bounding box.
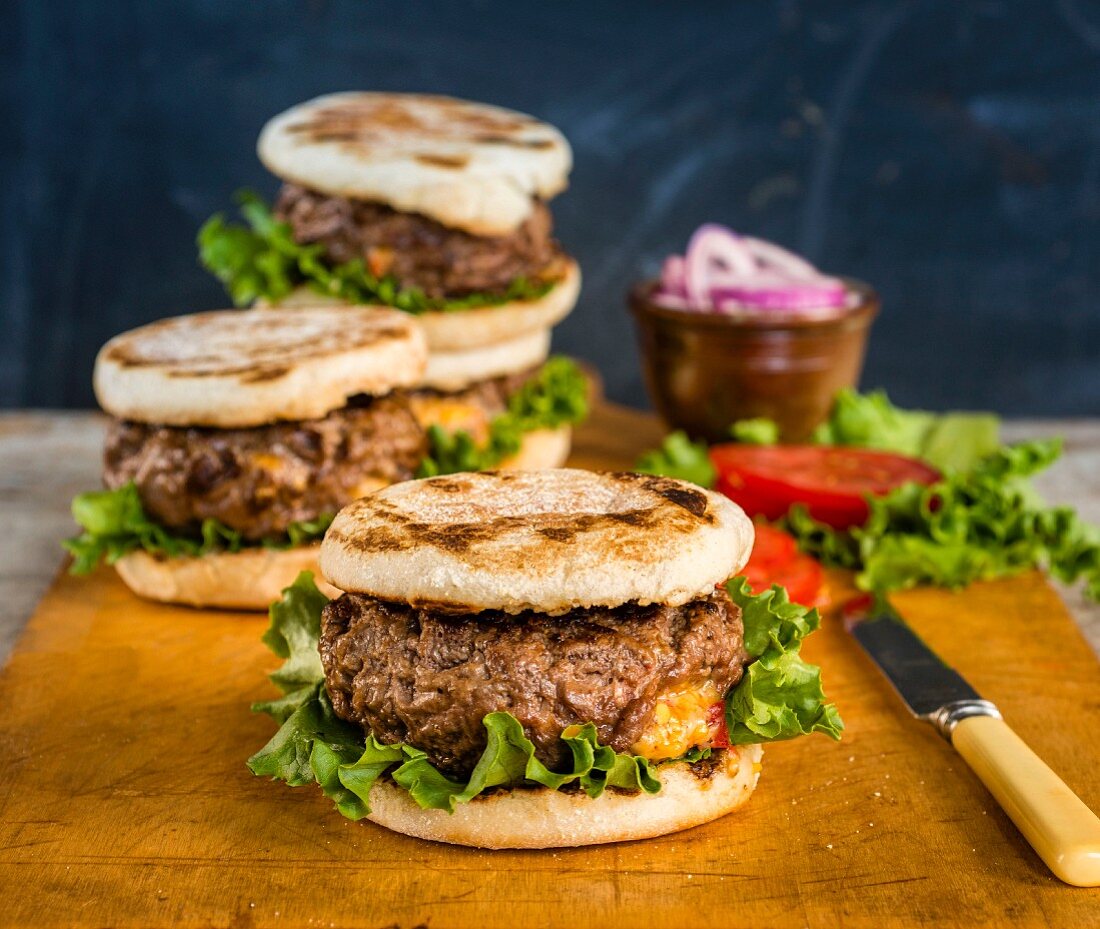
[710,444,940,529]
[707,703,730,749]
[740,523,824,606]
[743,520,797,566]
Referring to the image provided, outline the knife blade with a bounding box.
[845,602,999,737]
[844,598,1100,887]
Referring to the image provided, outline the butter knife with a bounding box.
[845,600,1100,887]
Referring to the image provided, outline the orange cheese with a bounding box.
[407,396,491,444]
[631,680,722,761]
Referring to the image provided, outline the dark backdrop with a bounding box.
[5,1,1100,414]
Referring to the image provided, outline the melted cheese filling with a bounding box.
[407,396,491,444]
[631,680,722,761]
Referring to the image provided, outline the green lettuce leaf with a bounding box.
[810,388,1001,472]
[634,431,716,488]
[728,577,821,665]
[247,574,772,822]
[199,190,556,314]
[724,388,1000,473]
[725,650,845,743]
[784,439,1100,600]
[729,418,779,445]
[63,482,332,575]
[417,356,589,477]
[724,577,843,744]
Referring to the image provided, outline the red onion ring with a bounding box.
[711,283,847,311]
[656,225,849,315]
[684,224,756,308]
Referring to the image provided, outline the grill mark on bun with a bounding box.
[284,96,536,154]
[474,134,556,149]
[328,501,705,556]
[159,363,294,383]
[425,477,475,494]
[415,153,470,169]
[239,365,291,383]
[606,472,711,519]
[100,313,412,377]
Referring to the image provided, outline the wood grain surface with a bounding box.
[1,404,1098,928]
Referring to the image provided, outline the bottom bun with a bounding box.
[363,743,763,849]
[499,426,572,470]
[114,544,341,610]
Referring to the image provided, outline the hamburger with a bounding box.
[248,469,842,848]
[198,92,585,470]
[65,307,580,609]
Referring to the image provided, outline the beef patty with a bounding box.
[104,369,536,540]
[274,183,561,298]
[319,589,747,779]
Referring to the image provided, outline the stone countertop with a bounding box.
[2,411,1098,665]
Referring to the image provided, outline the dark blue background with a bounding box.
[5,1,1099,414]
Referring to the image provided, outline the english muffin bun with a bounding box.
[114,545,341,611]
[419,328,550,391]
[320,469,753,615]
[417,258,579,351]
[363,743,763,849]
[257,92,572,236]
[257,257,580,353]
[94,306,427,428]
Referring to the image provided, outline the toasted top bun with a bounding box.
[320,469,753,614]
[258,92,572,236]
[259,257,579,352]
[94,307,427,428]
[418,328,550,391]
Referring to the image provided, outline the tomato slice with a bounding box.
[707,703,730,749]
[710,444,940,529]
[743,520,797,566]
[740,523,824,606]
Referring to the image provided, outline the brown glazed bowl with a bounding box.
[630,279,879,442]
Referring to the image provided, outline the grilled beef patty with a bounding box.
[103,369,535,540]
[274,183,561,298]
[319,588,747,779]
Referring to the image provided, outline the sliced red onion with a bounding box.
[660,255,688,296]
[684,224,756,307]
[711,283,848,311]
[740,237,820,280]
[657,224,849,315]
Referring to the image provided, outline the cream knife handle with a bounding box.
[951,715,1100,886]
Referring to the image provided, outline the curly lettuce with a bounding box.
[786,439,1100,600]
[63,482,332,574]
[417,356,589,477]
[198,190,556,314]
[725,579,843,743]
[248,573,842,820]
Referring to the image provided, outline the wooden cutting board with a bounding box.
[1,403,1097,928]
